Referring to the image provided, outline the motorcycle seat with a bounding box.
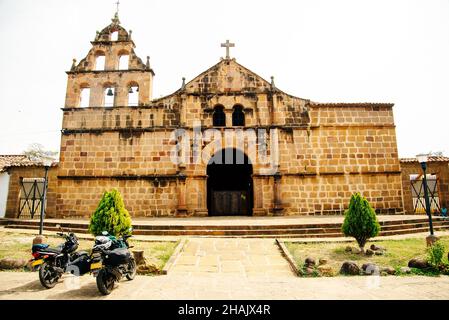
[41,246,63,254]
[42,244,64,253]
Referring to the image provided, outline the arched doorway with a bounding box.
[207,148,253,216]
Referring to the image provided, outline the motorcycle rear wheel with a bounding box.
[38,262,60,289]
[126,258,136,280]
[96,269,115,295]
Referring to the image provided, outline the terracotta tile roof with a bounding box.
[400,156,449,163]
[0,155,57,172]
[310,102,394,108]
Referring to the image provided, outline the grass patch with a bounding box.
[0,230,178,272]
[128,239,178,270]
[284,236,449,276]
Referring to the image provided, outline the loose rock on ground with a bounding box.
[340,261,360,275]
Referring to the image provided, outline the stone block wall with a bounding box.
[55,177,177,218]
[58,131,179,177]
[5,166,58,219]
[279,173,403,215]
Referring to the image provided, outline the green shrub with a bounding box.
[427,241,446,268]
[341,193,381,252]
[88,189,132,236]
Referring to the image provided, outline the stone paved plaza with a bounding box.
[169,239,294,278]
[1,270,449,300]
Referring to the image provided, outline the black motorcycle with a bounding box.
[89,230,136,295]
[30,229,90,289]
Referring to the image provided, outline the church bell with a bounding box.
[107,88,114,96]
[128,87,133,94]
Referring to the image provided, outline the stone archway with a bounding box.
[207,148,253,216]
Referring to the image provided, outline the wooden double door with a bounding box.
[207,148,253,216]
[211,190,249,216]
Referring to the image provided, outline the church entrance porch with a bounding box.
[207,148,253,216]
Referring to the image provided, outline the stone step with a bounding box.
[4,224,87,234]
[1,217,447,232]
[1,221,441,234]
[178,226,449,238]
[3,221,449,238]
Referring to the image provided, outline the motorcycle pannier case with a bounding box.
[70,254,91,275]
[104,248,131,266]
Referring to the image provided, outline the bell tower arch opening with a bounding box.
[207,148,253,216]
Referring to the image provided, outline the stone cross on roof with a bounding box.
[221,40,235,60]
[111,0,120,24]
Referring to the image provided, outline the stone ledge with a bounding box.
[275,239,300,276]
[57,174,179,180]
[161,238,187,275]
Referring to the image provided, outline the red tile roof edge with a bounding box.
[310,102,394,107]
[400,156,449,163]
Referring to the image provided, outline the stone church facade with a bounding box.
[49,15,404,218]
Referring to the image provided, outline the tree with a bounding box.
[341,193,381,253]
[23,143,58,162]
[88,189,132,237]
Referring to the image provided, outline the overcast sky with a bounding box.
[0,0,448,158]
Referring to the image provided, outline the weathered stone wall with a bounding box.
[5,166,58,219]
[58,130,179,177]
[65,21,153,108]
[65,71,153,108]
[280,174,403,215]
[55,178,178,218]
[400,161,449,214]
[56,92,404,217]
[163,59,309,128]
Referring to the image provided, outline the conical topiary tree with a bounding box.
[341,193,381,253]
[88,189,132,237]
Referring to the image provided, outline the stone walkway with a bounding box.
[169,238,294,278]
[1,272,449,300]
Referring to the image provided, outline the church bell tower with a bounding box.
[64,11,154,108]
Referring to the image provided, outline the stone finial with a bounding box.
[181,77,186,90]
[95,31,100,41]
[129,30,132,40]
[111,12,121,25]
[146,56,150,69]
[271,76,275,88]
[71,58,77,71]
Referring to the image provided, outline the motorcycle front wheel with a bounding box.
[126,258,136,280]
[38,262,60,289]
[96,269,115,295]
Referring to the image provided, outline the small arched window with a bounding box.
[111,31,118,41]
[212,105,226,127]
[118,54,129,70]
[128,84,139,106]
[103,86,115,107]
[94,52,105,71]
[79,86,90,108]
[232,105,245,126]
